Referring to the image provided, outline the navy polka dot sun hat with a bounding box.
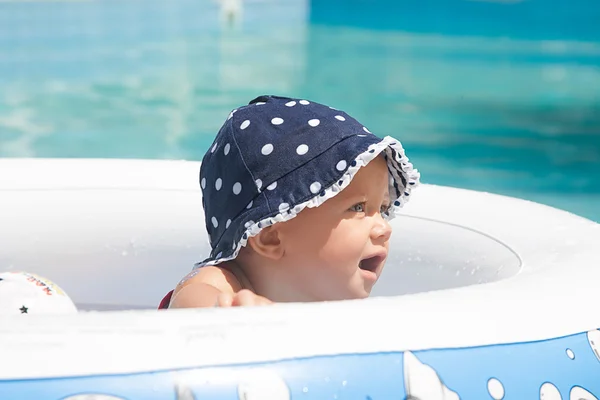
[196,95,420,268]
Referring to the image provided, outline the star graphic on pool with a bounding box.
[20,305,28,314]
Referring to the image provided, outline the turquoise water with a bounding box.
[0,0,598,221]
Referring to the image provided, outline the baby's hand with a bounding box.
[216,289,273,307]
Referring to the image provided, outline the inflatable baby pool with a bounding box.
[0,158,599,400]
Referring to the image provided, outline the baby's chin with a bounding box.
[313,287,371,302]
[348,283,375,300]
[361,277,380,297]
[355,291,372,300]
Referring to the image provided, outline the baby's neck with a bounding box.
[233,257,311,302]
[219,260,255,292]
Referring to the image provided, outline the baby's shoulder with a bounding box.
[176,263,244,294]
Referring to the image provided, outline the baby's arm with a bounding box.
[169,266,271,308]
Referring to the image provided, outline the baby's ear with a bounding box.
[247,226,284,260]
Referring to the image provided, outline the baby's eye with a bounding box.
[349,203,366,213]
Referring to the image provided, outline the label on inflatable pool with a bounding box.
[2,329,600,399]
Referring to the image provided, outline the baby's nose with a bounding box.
[371,214,392,242]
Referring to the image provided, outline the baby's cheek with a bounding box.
[320,241,348,262]
[324,230,364,261]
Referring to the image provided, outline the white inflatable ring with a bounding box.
[0,158,599,400]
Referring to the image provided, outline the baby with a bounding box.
[159,95,419,309]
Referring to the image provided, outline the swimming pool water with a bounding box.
[0,0,598,221]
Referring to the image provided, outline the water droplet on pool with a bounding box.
[570,386,597,400]
[540,382,561,400]
[487,378,505,400]
[302,387,308,393]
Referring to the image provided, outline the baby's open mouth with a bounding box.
[359,255,385,273]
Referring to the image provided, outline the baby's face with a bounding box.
[275,156,392,301]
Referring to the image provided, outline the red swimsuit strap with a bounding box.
[157,290,174,309]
